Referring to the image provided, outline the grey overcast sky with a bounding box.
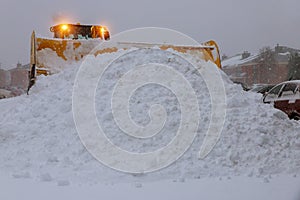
[0,0,299,68]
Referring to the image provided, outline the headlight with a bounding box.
[61,24,68,31]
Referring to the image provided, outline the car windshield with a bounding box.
[268,84,283,95]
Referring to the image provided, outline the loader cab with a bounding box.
[50,23,110,40]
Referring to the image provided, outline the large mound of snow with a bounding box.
[0,48,300,186]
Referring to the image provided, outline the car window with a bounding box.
[263,84,284,103]
[296,86,300,94]
[279,83,297,98]
[291,84,300,100]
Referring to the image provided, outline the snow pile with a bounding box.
[0,48,300,186]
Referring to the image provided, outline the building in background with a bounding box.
[0,63,29,98]
[222,45,300,87]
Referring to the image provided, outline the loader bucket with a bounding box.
[30,35,221,76]
[28,25,222,95]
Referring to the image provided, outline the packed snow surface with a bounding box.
[1,172,300,200]
[0,48,300,186]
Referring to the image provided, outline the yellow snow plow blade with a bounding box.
[32,37,221,76]
[27,24,221,93]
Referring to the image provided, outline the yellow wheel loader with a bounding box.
[27,23,221,93]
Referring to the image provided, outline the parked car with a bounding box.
[262,81,300,120]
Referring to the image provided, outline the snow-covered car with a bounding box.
[262,80,300,120]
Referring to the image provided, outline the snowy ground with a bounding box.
[1,48,300,198]
[1,172,300,200]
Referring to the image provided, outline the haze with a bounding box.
[0,0,299,69]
